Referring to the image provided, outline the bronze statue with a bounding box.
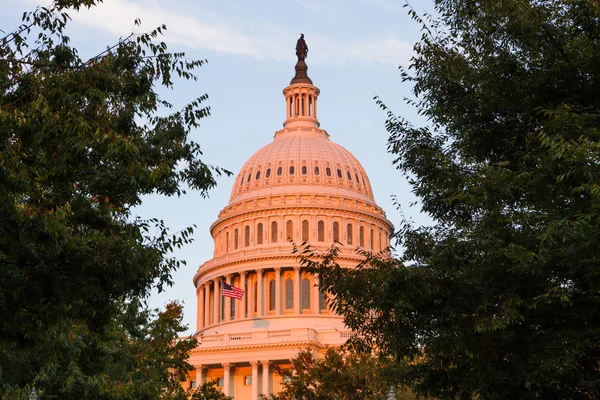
[296,34,308,61]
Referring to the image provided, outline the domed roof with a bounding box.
[229,127,375,205]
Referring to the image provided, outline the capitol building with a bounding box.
[185,45,393,399]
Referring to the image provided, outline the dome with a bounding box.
[229,127,375,206]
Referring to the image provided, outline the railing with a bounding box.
[196,328,351,348]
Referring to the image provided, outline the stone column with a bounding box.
[261,360,270,396]
[293,266,301,314]
[311,273,320,314]
[275,267,282,315]
[195,364,204,387]
[224,274,232,322]
[204,283,210,327]
[251,361,260,400]
[213,279,219,324]
[239,271,247,319]
[197,286,204,330]
[256,269,263,317]
[222,362,231,396]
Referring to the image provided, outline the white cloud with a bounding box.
[49,0,413,66]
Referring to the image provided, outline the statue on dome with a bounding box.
[296,34,308,61]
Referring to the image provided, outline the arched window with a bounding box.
[286,220,293,240]
[326,167,332,177]
[333,222,339,242]
[256,170,261,180]
[302,220,309,242]
[318,221,325,242]
[347,171,352,180]
[247,173,251,183]
[234,229,239,250]
[337,169,342,178]
[253,282,258,313]
[302,165,307,175]
[355,174,360,183]
[245,225,250,247]
[347,224,353,245]
[266,168,271,178]
[301,278,311,310]
[277,166,283,176]
[314,166,320,175]
[285,279,294,310]
[257,223,263,245]
[271,221,278,243]
[359,226,365,248]
[289,165,295,175]
[269,280,276,311]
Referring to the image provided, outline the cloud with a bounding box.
[59,0,412,66]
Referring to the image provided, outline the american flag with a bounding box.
[222,282,244,300]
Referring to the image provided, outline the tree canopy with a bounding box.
[305,0,600,398]
[0,0,227,397]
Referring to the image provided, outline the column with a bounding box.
[275,267,282,315]
[195,365,204,387]
[257,269,263,317]
[222,362,231,396]
[213,279,219,324]
[224,274,232,322]
[204,283,210,327]
[261,360,270,396]
[314,96,317,119]
[239,272,247,319]
[251,361,260,400]
[197,286,205,330]
[311,273,320,314]
[293,266,301,314]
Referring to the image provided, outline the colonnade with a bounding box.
[194,360,273,400]
[197,267,326,330]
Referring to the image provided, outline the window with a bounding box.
[370,228,374,250]
[318,220,324,242]
[285,279,294,310]
[314,166,320,175]
[244,376,253,386]
[302,165,307,175]
[302,220,309,242]
[289,165,295,175]
[347,224,353,245]
[333,222,339,242]
[253,282,258,313]
[347,171,352,180]
[287,220,293,240]
[239,177,243,187]
[190,380,197,389]
[247,173,251,183]
[271,221,278,243]
[337,169,342,178]
[326,167,332,177]
[359,226,365,248]
[355,174,360,183]
[256,170,261,180]
[257,223,263,245]
[226,231,229,252]
[234,229,239,250]
[266,168,271,178]
[379,229,382,252]
[245,225,250,247]
[301,278,310,310]
[319,290,327,311]
[245,281,249,316]
[269,280,276,311]
[277,166,283,176]
[218,378,224,387]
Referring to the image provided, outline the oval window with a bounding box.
[266,168,271,178]
[247,174,252,183]
[277,166,283,176]
[289,166,295,175]
[256,171,261,180]
[314,166,320,175]
[347,171,352,180]
[337,169,342,178]
[326,167,332,177]
[302,166,307,175]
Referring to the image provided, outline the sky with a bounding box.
[3,0,436,333]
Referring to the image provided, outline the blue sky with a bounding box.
[3,0,435,333]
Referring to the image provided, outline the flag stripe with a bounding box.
[222,282,244,300]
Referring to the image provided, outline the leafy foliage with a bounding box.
[304,0,600,399]
[191,380,233,400]
[0,0,228,397]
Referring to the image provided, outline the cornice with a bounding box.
[190,340,322,354]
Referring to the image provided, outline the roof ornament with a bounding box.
[290,34,312,85]
[296,33,308,61]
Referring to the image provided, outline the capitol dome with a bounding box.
[187,43,393,400]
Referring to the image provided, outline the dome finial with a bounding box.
[291,34,312,84]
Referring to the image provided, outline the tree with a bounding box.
[266,347,419,400]
[304,0,600,398]
[191,380,233,400]
[0,0,227,397]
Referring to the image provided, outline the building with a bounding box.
[186,46,393,400]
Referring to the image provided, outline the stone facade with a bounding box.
[186,57,392,399]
